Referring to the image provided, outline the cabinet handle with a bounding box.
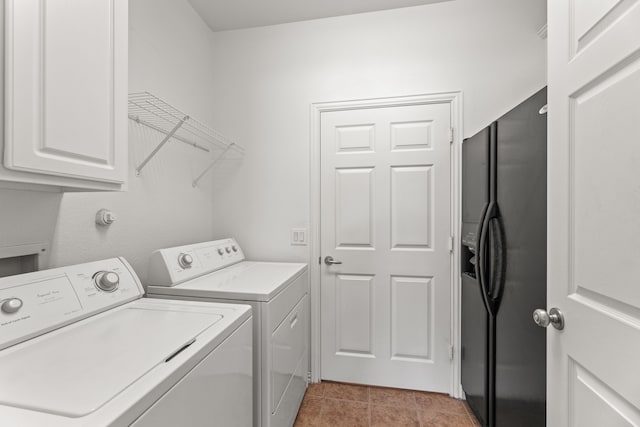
[290,314,299,328]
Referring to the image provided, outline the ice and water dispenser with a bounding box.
[461,230,477,279]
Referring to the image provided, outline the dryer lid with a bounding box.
[0,304,222,417]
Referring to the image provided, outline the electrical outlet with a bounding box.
[290,228,307,246]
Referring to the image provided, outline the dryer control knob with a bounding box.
[1,298,23,314]
[225,247,231,254]
[232,245,238,252]
[178,253,194,269]
[95,271,120,292]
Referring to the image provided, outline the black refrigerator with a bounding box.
[461,87,547,427]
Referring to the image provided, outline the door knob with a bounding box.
[533,308,564,330]
[324,256,343,266]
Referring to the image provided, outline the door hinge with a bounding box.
[448,236,454,253]
[449,127,454,143]
[448,345,454,360]
[307,371,312,383]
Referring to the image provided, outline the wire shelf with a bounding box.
[128,92,243,185]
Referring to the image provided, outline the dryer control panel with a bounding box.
[147,238,245,287]
[0,257,143,351]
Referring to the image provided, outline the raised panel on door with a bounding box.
[566,54,640,408]
[548,0,640,424]
[390,120,433,151]
[335,274,374,357]
[569,361,640,427]
[390,165,433,250]
[390,276,433,362]
[4,0,127,184]
[571,61,640,307]
[335,124,375,153]
[570,0,638,56]
[335,168,375,249]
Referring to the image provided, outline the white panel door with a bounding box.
[320,103,452,392]
[548,1,640,425]
[4,0,127,184]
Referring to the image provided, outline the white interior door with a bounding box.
[547,1,640,425]
[320,102,452,392]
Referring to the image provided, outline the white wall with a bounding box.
[207,0,547,261]
[0,0,547,281]
[0,0,220,283]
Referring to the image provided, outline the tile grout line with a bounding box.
[414,391,423,427]
[462,401,479,426]
[316,389,324,426]
[468,410,480,427]
[319,384,326,426]
[367,386,371,427]
[322,396,370,404]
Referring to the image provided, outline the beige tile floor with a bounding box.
[294,381,481,427]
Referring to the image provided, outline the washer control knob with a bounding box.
[1,298,23,314]
[232,245,238,252]
[94,271,120,292]
[225,247,231,254]
[178,253,194,269]
[217,248,224,256]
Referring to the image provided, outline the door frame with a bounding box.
[309,92,464,397]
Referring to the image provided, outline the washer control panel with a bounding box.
[147,238,245,286]
[0,258,143,351]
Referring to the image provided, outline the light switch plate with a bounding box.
[290,228,307,246]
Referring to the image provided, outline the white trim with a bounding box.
[449,92,463,398]
[309,92,464,397]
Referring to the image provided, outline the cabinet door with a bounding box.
[4,0,127,184]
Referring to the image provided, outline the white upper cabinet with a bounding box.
[2,0,127,191]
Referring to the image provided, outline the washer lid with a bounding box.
[149,261,307,301]
[0,305,222,418]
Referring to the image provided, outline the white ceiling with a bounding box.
[188,0,452,32]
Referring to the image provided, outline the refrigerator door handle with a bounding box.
[475,202,495,315]
[488,214,507,308]
[474,202,488,281]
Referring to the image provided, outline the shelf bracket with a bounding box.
[135,115,189,176]
[192,143,235,188]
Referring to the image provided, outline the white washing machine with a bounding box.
[146,238,308,427]
[0,257,252,427]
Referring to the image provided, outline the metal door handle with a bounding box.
[533,308,564,330]
[324,256,342,266]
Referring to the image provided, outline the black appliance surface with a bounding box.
[461,272,489,425]
[461,87,547,427]
[460,124,491,426]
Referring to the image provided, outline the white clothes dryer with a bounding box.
[0,257,252,427]
[146,238,309,427]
